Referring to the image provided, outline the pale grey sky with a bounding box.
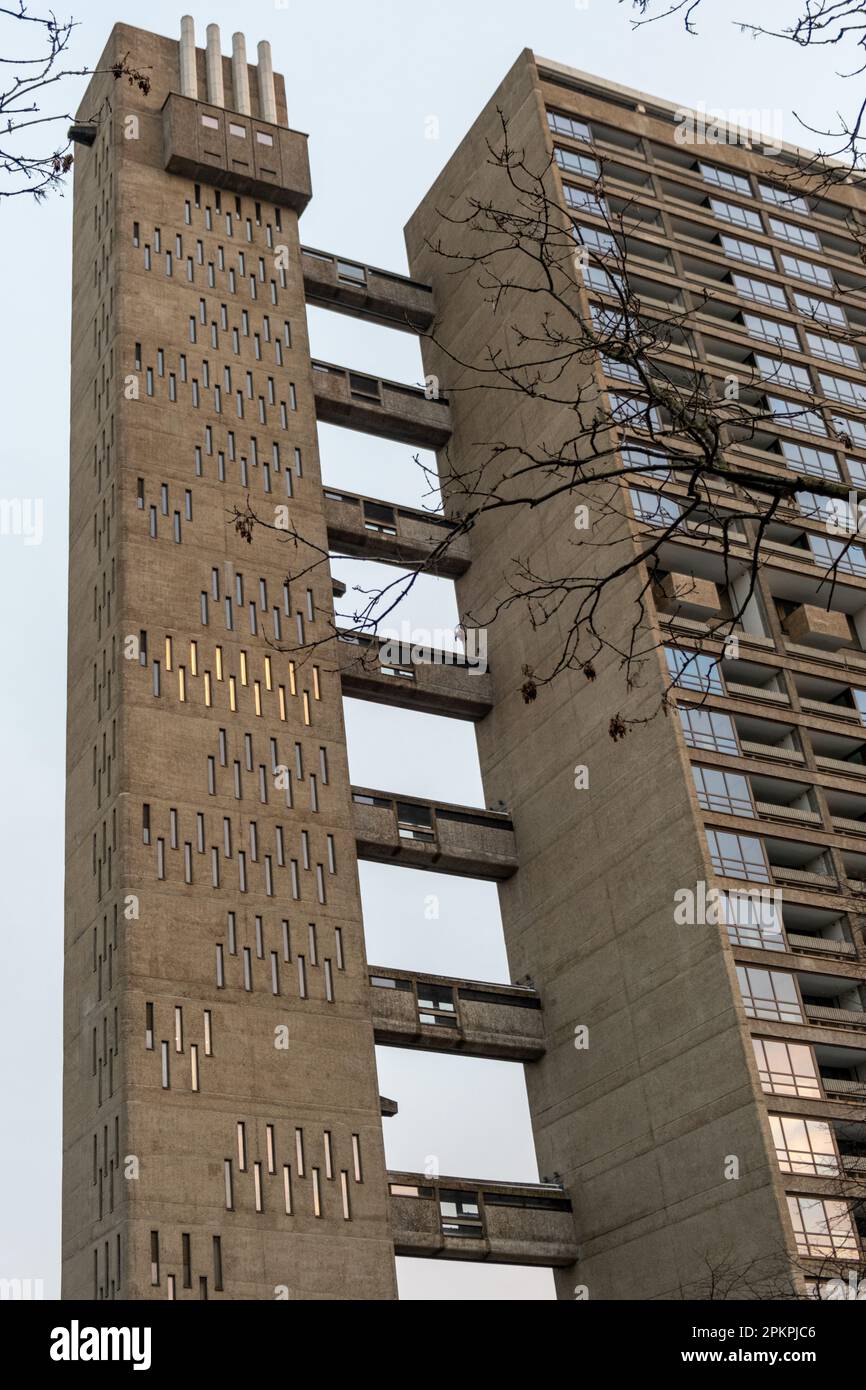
[0,0,839,1300]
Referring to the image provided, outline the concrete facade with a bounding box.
[64,22,397,1301]
[65,24,866,1301]
[406,51,866,1298]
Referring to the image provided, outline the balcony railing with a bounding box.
[755,801,822,828]
[338,634,493,721]
[352,789,518,880]
[823,1077,866,1100]
[787,932,858,960]
[771,865,838,890]
[800,696,863,725]
[806,1003,866,1030]
[740,740,806,766]
[369,968,544,1061]
[324,488,470,576]
[389,1172,578,1266]
[311,361,452,448]
[726,681,790,707]
[301,246,435,332]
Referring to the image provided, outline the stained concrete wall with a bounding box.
[406,49,799,1300]
[64,22,396,1300]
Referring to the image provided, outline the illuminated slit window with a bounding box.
[312,1168,322,1217]
[237,1122,247,1170]
[266,1125,276,1174]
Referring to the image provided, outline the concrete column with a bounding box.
[232,33,251,116]
[257,40,278,124]
[206,24,224,107]
[179,16,197,99]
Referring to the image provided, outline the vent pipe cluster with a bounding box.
[179,16,280,125]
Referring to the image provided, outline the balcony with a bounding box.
[352,789,518,880]
[369,968,544,1061]
[802,971,866,1032]
[161,94,312,212]
[782,903,859,962]
[325,488,469,576]
[338,634,493,721]
[301,247,434,332]
[810,724,866,782]
[654,571,723,621]
[765,840,839,893]
[793,668,866,730]
[749,773,822,831]
[312,361,452,448]
[783,604,856,651]
[389,1173,578,1266]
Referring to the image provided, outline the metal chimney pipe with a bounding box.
[206,24,224,107]
[179,16,198,99]
[232,33,251,115]
[257,40,278,124]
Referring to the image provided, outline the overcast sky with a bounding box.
[0,0,839,1301]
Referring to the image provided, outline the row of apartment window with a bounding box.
[222,1128,362,1219]
[574,211,865,436]
[186,182,283,234]
[146,802,336,874]
[594,296,863,432]
[154,835,331,904]
[93,1232,122,1301]
[220,911,345,968]
[210,724,327,778]
[214,942,335,999]
[631,482,866,579]
[136,226,287,304]
[194,433,303,498]
[579,207,845,301]
[145,1003,212,1056]
[147,647,319,726]
[674,695,862,782]
[584,241,856,365]
[549,107,858,258]
[150,1231,223,1295]
[604,313,864,403]
[136,324,291,384]
[138,361,297,426]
